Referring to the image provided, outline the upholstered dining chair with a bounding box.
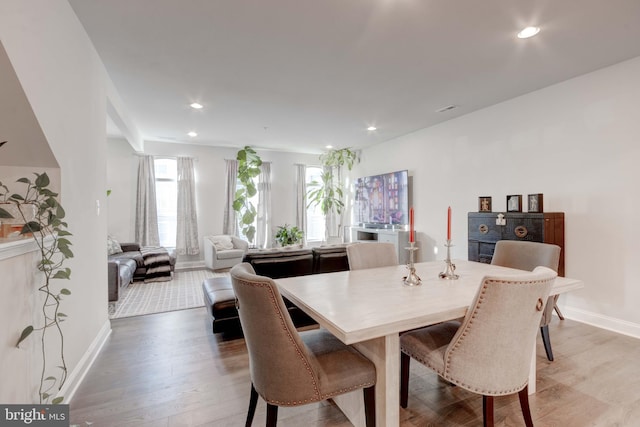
[230,263,377,427]
[346,242,398,270]
[491,240,561,361]
[400,266,557,427]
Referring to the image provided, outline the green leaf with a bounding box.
[35,173,50,188]
[57,230,72,236]
[42,392,50,400]
[56,204,66,219]
[57,313,68,318]
[0,207,12,219]
[232,199,243,211]
[60,288,71,295]
[10,193,25,201]
[22,222,42,233]
[57,237,72,246]
[58,246,74,259]
[53,270,71,279]
[16,177,31,184]
[16,326,34,347]
[44,376,56,382]
[52,397,64,404]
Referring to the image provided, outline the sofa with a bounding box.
[202,244,351,334]
[108,242,177,302]
[204,235,249,271]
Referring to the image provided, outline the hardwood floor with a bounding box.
[70,308,640,426]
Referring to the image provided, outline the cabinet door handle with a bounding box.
[479,224,488,234]
[514,225,528,238]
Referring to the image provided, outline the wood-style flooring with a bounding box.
[70,308,640,426]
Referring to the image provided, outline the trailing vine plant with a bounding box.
[233,146,262,244]
[0,172,73,404]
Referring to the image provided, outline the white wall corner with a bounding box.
[106,78,144,153]
[59,319,112,404]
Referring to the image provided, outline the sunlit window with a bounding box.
[306,166,325,242]
[154,158,177,247]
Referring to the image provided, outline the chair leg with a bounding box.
[483,395,494,427]
[400,352,410,408]
[540,325,554,361]
[363,385,376,427]
[554,303,565,320]
[266,404,278,427]
[518,385,534,427]
[245,383,259,427]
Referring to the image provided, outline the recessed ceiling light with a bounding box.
[517,26,540,39]
[187,131,198,137]
[190,102,203,109]
[367,126,377,131]
[326,145,333,149]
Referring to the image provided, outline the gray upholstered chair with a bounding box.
[204,235,248,271]
[230,263,376,427]
[491,240,561,361]
[400,266,557,427]
[346,242,398,270]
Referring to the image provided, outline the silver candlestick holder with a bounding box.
[403,241,422,286]
[439,239,459,280]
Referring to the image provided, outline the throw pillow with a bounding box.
[208,235,234,251]
[107,235,123,255]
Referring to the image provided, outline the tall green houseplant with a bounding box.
[0,171,73,404]
[307,148,357,240]
[233,146,262,244]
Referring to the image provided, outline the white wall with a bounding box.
[106,140,320,263]
[0,0,115,402]
[353,56,640,336]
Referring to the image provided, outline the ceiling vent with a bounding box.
[436,105,458,113]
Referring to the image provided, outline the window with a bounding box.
[154,158,177,247]
[305,166,325,241]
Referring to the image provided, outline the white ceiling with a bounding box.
[69,0,640,154]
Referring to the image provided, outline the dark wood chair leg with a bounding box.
[540,325,554,361]
[266,404,278,427]
[363,385,376,427]
[245,383,259,427]
[483,395,494,427]
[554,303,565,320]
[400,352,410,408]
[518,385,534,427]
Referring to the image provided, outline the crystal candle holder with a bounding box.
[403,241,422,286]
[439,239,459,280]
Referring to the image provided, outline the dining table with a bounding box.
[275,259,584,427]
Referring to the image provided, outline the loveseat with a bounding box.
[202,244,351,334]
[108,242,177,302]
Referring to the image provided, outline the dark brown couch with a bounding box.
[108,243,177,302]
[202,244,351,335]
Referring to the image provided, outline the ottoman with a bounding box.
[202,275,316,335]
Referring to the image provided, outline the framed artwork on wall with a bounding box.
[478,196,492,212]
[528,193,544,213]
[506,194,522,212]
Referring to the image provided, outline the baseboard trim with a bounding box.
[176,260,206,271]
[59,319,112,403]
[563,306,640,339]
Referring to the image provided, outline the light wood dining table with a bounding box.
[275,259,584,427]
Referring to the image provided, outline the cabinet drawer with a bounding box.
[468,214,501,243]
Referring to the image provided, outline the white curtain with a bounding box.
[256,161,272,248]
[295,164,307,246]
[223,159,238,235]
[135,155,160,246]
[176,157,199,255]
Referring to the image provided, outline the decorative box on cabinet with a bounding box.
[467,212,564,276]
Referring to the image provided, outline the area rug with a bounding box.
[109,269,228,319]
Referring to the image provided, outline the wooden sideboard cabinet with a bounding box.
[467,212,565,276]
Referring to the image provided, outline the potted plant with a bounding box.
[0,169,73,404]
[233,146,262,245]
[306,148,358,242]
[274,224,304,247]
